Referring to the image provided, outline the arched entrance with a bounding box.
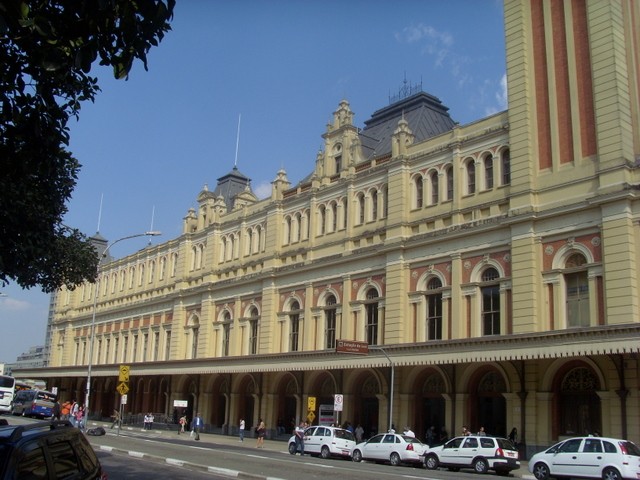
[414,370,446,444]
[469,368,507,437]
[351,372,380,439]
[553,364,601,437]
[209,376,228,429]
[275,374,297,434]
[308,372,337,427]
[237,375,257,434]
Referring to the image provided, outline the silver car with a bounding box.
[351,433,428,466]
[288,426,356,459]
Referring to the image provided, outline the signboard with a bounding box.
[121,394,128,405]
[319,404,336,426]
[173,400,188,408]
[306,411,316,423]
[118,365,130,383]
[336,339,369,355]
[334,394,344,411]
[307,396,316,411]
[116,382,129,395]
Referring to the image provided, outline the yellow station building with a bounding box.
[20,0,640,456]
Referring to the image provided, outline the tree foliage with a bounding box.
[0,0,174,293]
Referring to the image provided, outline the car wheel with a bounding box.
[352,449,362,462]
[602,467,621,480]
[320,446,331,459]
[288,442,297,455]
[473,457,489,474]
[389,452,401,466]
[424,454,439,470]
[532,462,550,480]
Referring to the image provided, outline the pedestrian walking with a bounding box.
[110,409,121,429]
[255,419,266,448]
[51,400,61,422]
[193,412,203,440]
[179,415,186,434]
[294,421,305,455]
[239,418,245,442]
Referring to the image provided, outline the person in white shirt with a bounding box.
[403,426,415,438]
[239,418,245,442]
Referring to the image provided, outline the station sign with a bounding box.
[336,339,369,355]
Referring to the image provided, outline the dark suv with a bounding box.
[0,421,107,479]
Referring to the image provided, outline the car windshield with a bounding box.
[334,429,355,441]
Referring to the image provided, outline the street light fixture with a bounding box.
[84,231,161,426]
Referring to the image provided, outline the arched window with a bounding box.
[248,306,259,355]
[484,154,494,189]
[170,253,178,277]
[222,311,231,357]
[330,202,338,232]
[445,165,454,201]
[119,271,125,291]
[565,253,589,327]
[426,278,443,340]
[129,267,135,289]
[558,367,601,436]
[371,190,378,220]
[159,256,166,280]
[191,325,199,359]
[466,160,476,194]
[289,301,301,352]
[414,176,423,208]
[481,268,500,335]
[190,246,197,271]
[357,193,365,225]
[148,260,155,283]
[324,295,337,349]
[318,205,326,235]
[138,264,145,286]
[381,185,388,218]
[365,288,379,345]
[284,216,292,245]
[430,171,439,205]
[501,149,511,185]
[246,228,253,255]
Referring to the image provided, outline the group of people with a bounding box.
[143,412,155,430]
[59,399,85,428]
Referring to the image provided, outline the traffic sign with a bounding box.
[334,393,343,411]
[118,365,130,383]
[306,410,316,423]
[116,382,129,395]
[307,396,316,411]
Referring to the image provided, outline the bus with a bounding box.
[11,389,57,418]
[0,375,16,414]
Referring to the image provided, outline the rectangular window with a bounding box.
[325,309,336,349]
[427,293,443,340]
[482,285,500,335]
[142,333,148,361]
[164,331,171,360]
[249,320,258,355]
[222,324,230,356]
[153,332,159,361]
[566,271,589,327]
[366,303,378,345]
[290,314,300,352]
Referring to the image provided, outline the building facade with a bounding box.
[19,0,640,456]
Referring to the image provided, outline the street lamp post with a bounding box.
[84,231,161,427]
[370,345,394,432]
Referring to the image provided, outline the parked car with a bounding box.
[351,433,428,466]
[528,436,640,480]
[0,420,107,479]
[424,435,520,475]
[288,425,356,459]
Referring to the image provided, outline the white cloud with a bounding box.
[496,73,508,109]
[0,297,31,311]
[253,181,271,200]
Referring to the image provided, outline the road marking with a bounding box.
[128,451,144,458]
[166,458,185,466]
[207,466,240,476]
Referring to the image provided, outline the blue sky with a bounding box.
[0,0,506,364]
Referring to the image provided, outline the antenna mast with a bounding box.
[234,114,241,167]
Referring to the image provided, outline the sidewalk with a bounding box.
[87,419,534,479]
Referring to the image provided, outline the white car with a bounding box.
[424,435,520,475]
[351,433,428,466]
[528,436,640,480]
[287,425,356,459]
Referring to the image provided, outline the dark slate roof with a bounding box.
[213,166,252,212]
[359,91,456,159]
